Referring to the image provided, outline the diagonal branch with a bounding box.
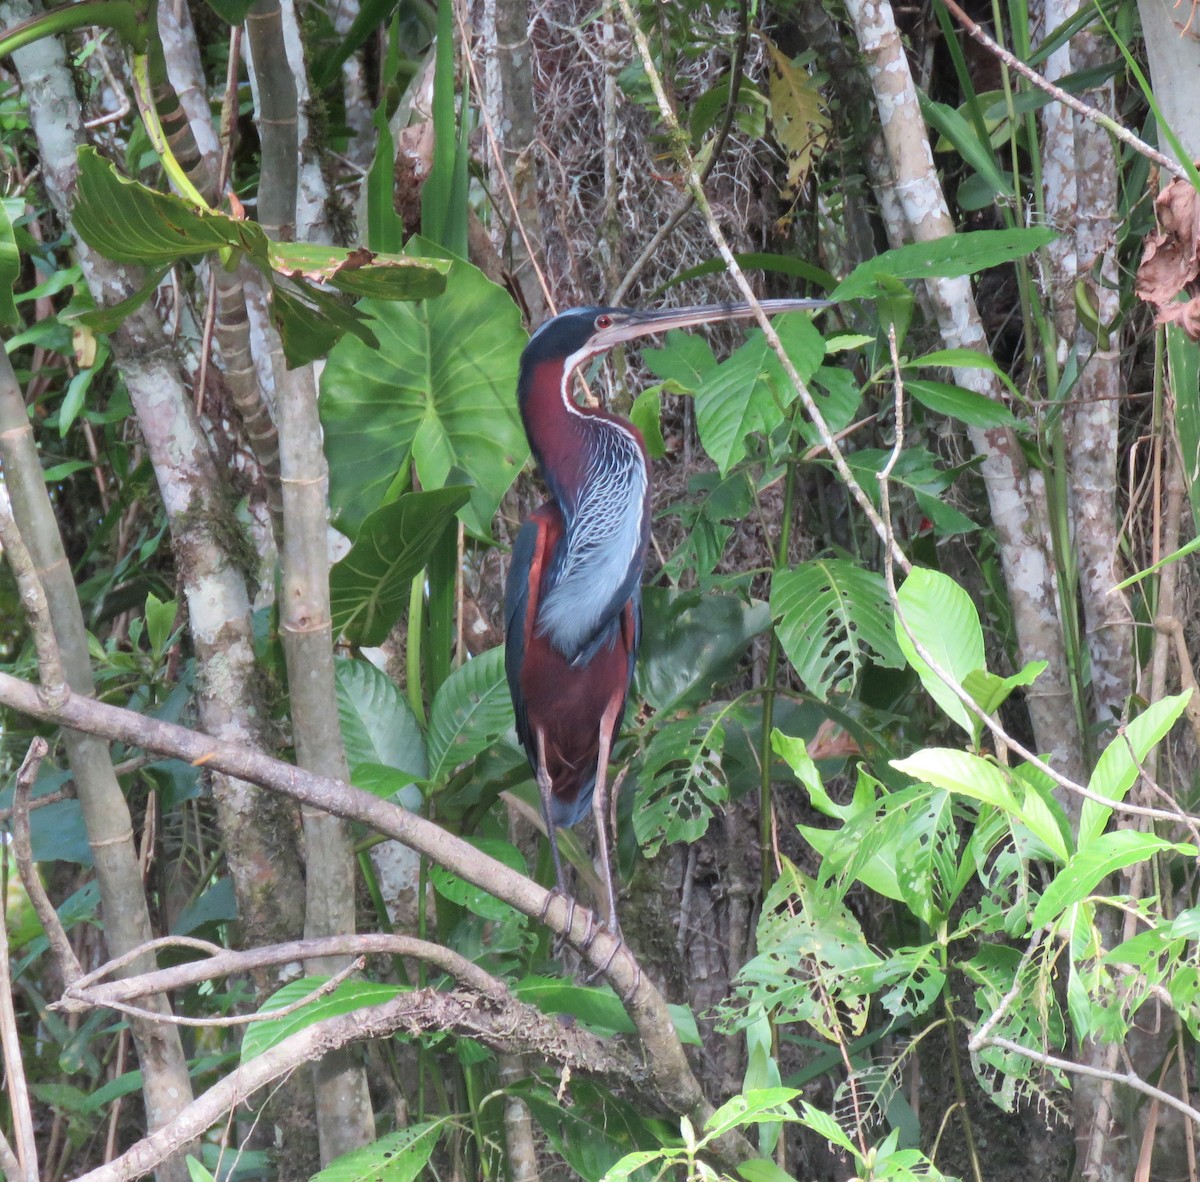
[0,670,753,1164]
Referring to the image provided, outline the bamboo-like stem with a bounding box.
[276,360,377,1158]
[0,268,196,1182]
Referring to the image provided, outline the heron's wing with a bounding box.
[505,506,561,756]
[537,423,649,663]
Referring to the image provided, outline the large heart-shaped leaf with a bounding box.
[330,486,470,645]
[320,240,527,537]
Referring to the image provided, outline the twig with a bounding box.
[96,959,365,1028]
[0,821,39,1182]
[59,933,509,1011]
[0,486,68,704]
[938,0,1186,180]
[967,927,1047,1051]
[10,737,83,983]
[455,0,556,315]
[976,1036,1200,1129]
[610,0,751,304]
[613,0,912,578]
[0,669,752,1168]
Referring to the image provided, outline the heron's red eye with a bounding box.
[595,314,612,329]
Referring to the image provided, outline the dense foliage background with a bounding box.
[1,0,1199,1179]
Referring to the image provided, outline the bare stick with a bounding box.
[11,737,83,983]
[59,933,509,1011]
[0,821,39,1182]
[939,0,1186,180]
[976,1036,1200,1129]
[0,486,67,704]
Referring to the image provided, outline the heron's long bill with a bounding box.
[589,298,832,349]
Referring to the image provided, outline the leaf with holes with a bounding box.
[310,1121,447,1182]
[894,789,960,924]
[634,709,740,854]
[861,942,946,1019]
[766,40,829,197]
[772,559,903,700]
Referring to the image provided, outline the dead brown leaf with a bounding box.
[1136,174,1200,340]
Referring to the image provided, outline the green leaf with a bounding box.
[892,748,1018,812]
[203,0,256,22]
[320,241,527,537]
[267,241,447,302]
[143,593,176,659]
[895,567,984,739]
[643,328,718,390]
[171,877,237,935]
[773,558,904,701]
[694,313,825,474]
[919,93,1013,202]
[796,1101,858,1153]
[831,227,1057,301]
[894,789,959,924]
[0,196,21,328]
[1031,831,1197,927]
[738,1160,803,1182]
[1169,328,1200,533]
[629,387,665,459]
[703,1088,800,1141]
[517,1080,660,1182]
[58,350,108,435]
[330,486,470,645]
[961,662,1046,716]
[311,1121,447,1182]
[635,709,736,855]
[240,978,405,1063]
[639,588,771,711]
[73,266,171,332]
[426,646,514,780]
[73,147,264,265]
[186,1157,216,1182]
[429,837,525,920]
[270,282,379,369]
[905,378,1018,427]
[333,657,427,778]
[1079,692,1191,848]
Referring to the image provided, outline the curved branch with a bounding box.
[71,988,644,1182]
[58,933,510,1010]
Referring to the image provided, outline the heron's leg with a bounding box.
[591,696,624,939]
[534,729,576,951]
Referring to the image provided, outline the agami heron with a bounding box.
[505,298,830,943]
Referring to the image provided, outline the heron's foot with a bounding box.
[582,917,641,998]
